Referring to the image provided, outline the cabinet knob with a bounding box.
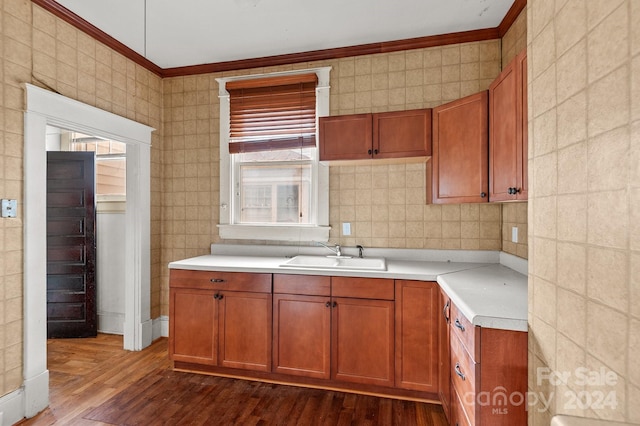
[454,362,466,381]
[325,301,331,308]
[480,192,486,198]
[454,318,465,332]
[332,301,337,308]
[373,149,378,155]
[368,149,372,155]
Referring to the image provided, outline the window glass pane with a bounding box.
[239,163,311,224]
[69,135,127,197]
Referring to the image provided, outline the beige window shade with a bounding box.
[227,73,318,154]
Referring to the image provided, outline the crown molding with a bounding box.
[32,0,526,78]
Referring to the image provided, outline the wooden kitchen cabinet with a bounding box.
[169,269,272,372]
[319,109,431,161]
[489,49,528,201]
[431,91,489,204]
[394,280,439,393]
[331,277,395,387]
[438,289,451,421]
[272,274,331,379]
[170,288,217,365]
[448,299,528,425]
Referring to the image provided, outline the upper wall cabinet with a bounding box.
[489,49,528,201]
[319,109,432,161]
[431,91,489,204]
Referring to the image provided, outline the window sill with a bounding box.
[217,224,330,242]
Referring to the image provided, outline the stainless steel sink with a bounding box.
[280,255,387,271]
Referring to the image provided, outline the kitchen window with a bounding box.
[69,134,127,201]
[217,68,331,241]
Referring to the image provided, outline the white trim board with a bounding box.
[22,83,154,421]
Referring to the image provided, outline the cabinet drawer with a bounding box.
[451,386,473,426]
[450,302,480,361]
[331,277,395,300]
[450,332,478,425]
[274,274,330,296]
[170,269,271,293]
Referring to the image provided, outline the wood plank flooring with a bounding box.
[18,334,448,426]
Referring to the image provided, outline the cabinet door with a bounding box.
[373,109,432,158]
[319,114,372,161]
[517,50,528,200]
[394,280,438,393]
[438,290,451,420]
[489,49,528,201]
[431,91,489,204]
[273,293,331,379]
[332,297,395,387]
[218,291,272,372]
[169,288,217,365]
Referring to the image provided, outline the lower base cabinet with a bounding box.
[169,270,272,372]
[170,269,527,418]
[448,298,528,426]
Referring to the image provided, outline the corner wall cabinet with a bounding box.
[489,49,528,201]
[319,109,432,161]
[431,91,489,204]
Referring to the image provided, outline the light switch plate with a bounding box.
[342,222,351,236]
[511,226,518,243]
[1,199,17,218]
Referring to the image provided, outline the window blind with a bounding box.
[227,73,318,154]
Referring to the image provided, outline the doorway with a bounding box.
[23,83,154,418]
[46,151,98,338]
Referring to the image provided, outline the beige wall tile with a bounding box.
[587,3,629,84]
[588,65,630,138]
[586,302,628,376]
[587,190,629,249]
[558,142,588,194]
[588,126,629,192]
[587,246,629,312]
[557,92,588,149]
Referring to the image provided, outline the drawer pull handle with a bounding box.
[454,318,465,331]
[454,362,466,381]
[443,300,450,322]
[210,279,225,283]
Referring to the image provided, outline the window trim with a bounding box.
[216,67,331,242]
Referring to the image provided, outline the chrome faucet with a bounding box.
[315,241,342,257]
[357,245,364,258]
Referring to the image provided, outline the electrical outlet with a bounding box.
[342,222,351,236]
[511,226,518,243]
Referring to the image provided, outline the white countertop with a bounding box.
[169,247,528,332]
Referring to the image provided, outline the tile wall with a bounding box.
[160,41,507,314]
[0,1,163,397]
[528,0,639,424]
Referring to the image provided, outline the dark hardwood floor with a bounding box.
[18,334,448,425]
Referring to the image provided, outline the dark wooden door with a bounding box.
[47,151,97,338]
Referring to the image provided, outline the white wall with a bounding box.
[96,207,126,334]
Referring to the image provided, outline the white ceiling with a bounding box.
[55,0,515,69]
